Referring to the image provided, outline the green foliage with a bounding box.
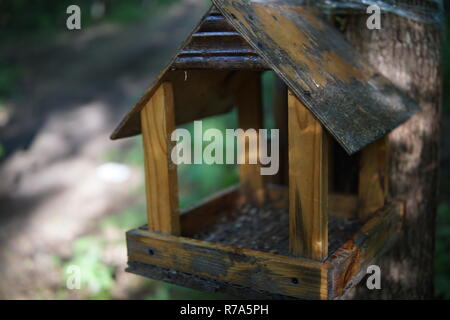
[103,136,144,167]
[176,110,240,209]
[0,0,182,41]
[148,284,171,300]
[101,202,147,230]
[106,0,180,24]
[62,236,115,299]
[0,62,20,100]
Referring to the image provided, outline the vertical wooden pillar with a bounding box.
[288,90,328,260]
[273,76,288,186]
[141,82,180,235]
[236,72,265,204]
[358,136,389,222]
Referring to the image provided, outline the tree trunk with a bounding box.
[339,2,442,299]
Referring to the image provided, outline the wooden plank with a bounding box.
[328,138,335,191]
[358,136,389,222]
[329,193,358,219]
[272,75,288,186]
[174,8,268,70]
[127,227,329,299]
[127,261,297,300]
[328,201,403,298]
[288,90,328,260]
[266,184,357,219]
[236,72,265,204]
[141,82,180,235]
[127,201,402,299]
[212,0,420,154]
[114,70,255,140]
[180,184,243,237]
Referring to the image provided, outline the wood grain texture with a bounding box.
[112,2,419,152]
[266,184,357,219]
[211,0,420,154]
[358,136,389,222]
[141,82,180,235]
[272,75,289,186]
[127,261,297,300]
[127,227,328,299]
[189,188,361,258]
[126,200,403,299]
[113,70,256,140]
[236,72,265,204]
[288,90,328,260]
[181,184,243,237]
[173,6,268,70]
[328,201,403,298]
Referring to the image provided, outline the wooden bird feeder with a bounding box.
[111,0,420,299]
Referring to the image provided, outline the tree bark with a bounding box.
[339,2,442,299]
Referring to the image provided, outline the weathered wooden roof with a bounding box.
[111,0,420,154]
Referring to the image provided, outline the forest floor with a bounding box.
[0,0,223,299]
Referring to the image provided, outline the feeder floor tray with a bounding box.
[191,203,361,257]
[126,186,403,299]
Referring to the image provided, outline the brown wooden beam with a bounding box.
[127,227,328,300]
[236,72,265,204]
[288,90,328,260]
[358,136,389,222]
[273,75,289,186]
[328,201,403,298]
[141,82,180,235]
[180,185,242,237]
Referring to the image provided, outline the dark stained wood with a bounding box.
[266,184,358,219]
[180,184,243,237]
[329,193,358,219]
[112,70,255,139]
[112,1,419,155]
[189,193,360,258]
[126,199,403,299]
[212,0,420,154]
[328,201,404,298]
[272,75,289,186]
[127,261,297,300]
[127,227,329,299]
[358,136,389,222]
[174,7,268,70]
[288,90,328,260]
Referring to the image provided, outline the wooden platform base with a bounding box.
[127,261,296,299]
[126,184,403,300]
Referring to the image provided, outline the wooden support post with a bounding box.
[236,72,265,204]
[288,90,328,260]
[328,139,335,192]
[141,82,180,235]
[358,136,389,222]
[273,75,288,186]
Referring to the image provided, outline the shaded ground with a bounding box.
[0,0,217,299]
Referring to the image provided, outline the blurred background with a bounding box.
[0,0,449,299]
